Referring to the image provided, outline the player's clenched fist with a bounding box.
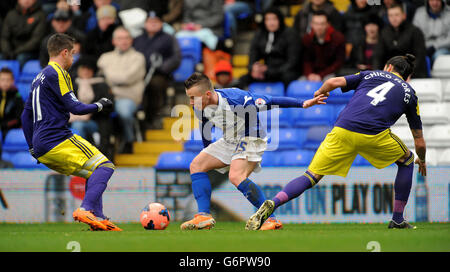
[94,98,113,112]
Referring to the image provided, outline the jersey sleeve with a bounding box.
[342,72,364,93]
[405,94,423,130]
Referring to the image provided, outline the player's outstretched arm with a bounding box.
[62,92,113,115]
[411,128,427,176]
[314,76,347,97]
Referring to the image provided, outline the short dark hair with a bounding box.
[387,3,405,12]
[312,10,329,21]
[386,54,416,79]
[0,67,14,78]
[184,72,214,92]
[47,33,75,57]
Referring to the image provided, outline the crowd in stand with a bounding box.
[0,0,449,166]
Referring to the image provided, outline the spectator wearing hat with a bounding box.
[413,0,450,64]
[82,0,120,33]
[70,57,115,159]
[214,59,235,88]
[97,27,146,153]
[82,4,119,60]
[0,0,47,68]
[134,10,181,129]
[39,9,86,68]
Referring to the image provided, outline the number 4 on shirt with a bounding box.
[366,81,395,106]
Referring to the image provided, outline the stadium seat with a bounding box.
[183,129,204,152]
[390,125,414,148]
[173,56,196,82]
[155,151,197,170]
[418,103,449,125]
[276,128,304,150]
[260,107,300,128]
[431,54,450,78]
[248,82,284,96]
[18,60,41,83]
[437,148,450,165]
[0,60,20,80]
[286,80,322,99]
[294,104,335,127]
[16,82,31,102]
[1,151,12,162]
[409,78,443,102]
[425,125,450,148]
[261,151,283,167]
[11,151,48,169]
[279,149,314,166]
[444,81,450,102]
[302,125,332,150]
[333,104,346,120]
[177,36,202,63]
[2,128,28,152]
[326,88,353,104]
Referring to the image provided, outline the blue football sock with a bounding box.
[191,172,212,214]
[237,178,275,218]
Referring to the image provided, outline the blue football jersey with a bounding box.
[335,70,422,135]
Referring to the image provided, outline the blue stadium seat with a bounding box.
[276,128,302,150]
[17,82,31,102]
[303,126,332,150]
[18,60,41,83]
[1,151,12,162]
[155,152,197,170]
[173,56,195,82]
[294,104,335,127]
[0,60,20,80]
[177,37,202,63]
[279,150,315,166]
[286,80,322,99]
[248,82,284,96]
[2,128,28,152]
[333,104,346,120]
[11,151,48,169]
[184,129,203,152]
[353,154,371,166]
[261,151,283,167]
[259,107,298,128]
[326,88,353,104]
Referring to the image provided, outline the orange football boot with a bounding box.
[260,218,283,230]
[180,213,216,230]
[96,219,122,231]
[73,208,108,230]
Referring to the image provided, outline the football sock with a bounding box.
[393,153,414,223]
[237,178,275,218]
[81,162,114,218]
[272,171,318,209]
[191,172,212,214]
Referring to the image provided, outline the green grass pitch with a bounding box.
[1,222,449,252]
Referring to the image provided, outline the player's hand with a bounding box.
[95,98,113,112]
[415,158,426,176]
[314,90,330,98]
[302,94,327,108]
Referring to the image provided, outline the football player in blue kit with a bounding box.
[246,54,426,230]
[181,72,327,230]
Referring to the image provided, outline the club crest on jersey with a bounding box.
[255,98,266,107]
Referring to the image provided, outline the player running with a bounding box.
[181,73,327,230]
[246,54,426,230]
[21,33,121,231]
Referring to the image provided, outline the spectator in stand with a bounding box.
[412,0,450,64]
[302,10,346,81]
[0,0,48,68]
[239,7,301,88]
[373,4,427,78]
[97,27,146,154]
[293,0,344,39]
[70,57,115,159]
[343,0,381,47]
[378,0,416,25]
[349,15,383,72]
[134,10,181,129]
[81,0,120,33]
[175,0,224,50]
[214,59,235,88]
[39,9,86,68]
[0,68,24,141]
[82,5,119,60]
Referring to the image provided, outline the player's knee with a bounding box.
[396,150,414,167]
[228,171,246,187]
[189,160,203,174]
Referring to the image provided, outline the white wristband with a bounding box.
[94,102,103,112]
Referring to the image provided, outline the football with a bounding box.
[140,202,170,230]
